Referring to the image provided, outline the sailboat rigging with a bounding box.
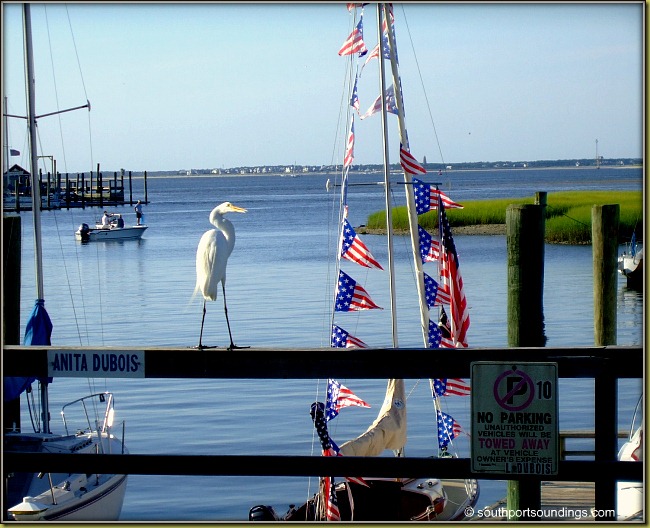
[4,4,128,521]
[249,4,478,521]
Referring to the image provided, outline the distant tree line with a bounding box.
[123,158,642,177]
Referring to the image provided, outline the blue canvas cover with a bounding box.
[4,299,52,402]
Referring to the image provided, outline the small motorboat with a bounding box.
[75,214,147,242]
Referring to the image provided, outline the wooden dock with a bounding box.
[472,481,597,521]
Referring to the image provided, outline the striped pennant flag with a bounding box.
[413,178,463,214]
[335,270,382,311]
[400,145,427,176]
[418,225,441,263]
[331,324,368,348]
[340,218,383,269]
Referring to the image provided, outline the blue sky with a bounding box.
[2,2,644,174]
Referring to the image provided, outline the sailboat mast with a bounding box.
[24,4,44,302]
[382,3,429,347]
[377,4,398,348]
[24,3,50,434]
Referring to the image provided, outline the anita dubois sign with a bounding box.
[48,350,145,378]
[470,361,558,476]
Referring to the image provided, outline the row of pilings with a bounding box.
[505,192,620,519]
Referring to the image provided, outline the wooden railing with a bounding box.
[3,345,643,521]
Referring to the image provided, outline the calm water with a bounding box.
[13,167,643,521]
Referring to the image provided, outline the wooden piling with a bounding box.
[506,201,547,520]
[592,204,619,346]
[65,173,70,209]
[97,163,103,208]
[127,169,133,205]
[591,204,620,514]
[3,214,21,431]
[81,173,86,209]
[506,203,546,347]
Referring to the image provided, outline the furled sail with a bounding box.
[339,378,406,457]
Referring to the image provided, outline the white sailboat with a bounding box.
[4,4,128,521]
[249,4,478,521]
[618,231,643,288]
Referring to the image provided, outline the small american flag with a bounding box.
[360,85,398,120]
[439,195,470,347]
[331,324,368,349]
[343,117,355,168]
[335,270,382,311]
[400,145,427,176]
[326,378,371,420]
[350,75,360,112]
[437,410,462,449]
[418,225,441,264]
[413,178,463,214]
[423,272,439,308]
[338,16,368,57]
[433,378,471,397]
[340,218,383,269]
[428,318,453,349]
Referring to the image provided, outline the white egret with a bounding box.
[195,202,247,349]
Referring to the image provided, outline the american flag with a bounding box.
[343,117,355,168]
[325,378,371,420]
[340,218,383,269]
[400,145,427,176]
[437,410,462,449]
[418,225,441,264]
[428,320,442,348]
[362,14,392,66]
[432,378,471,397]
[350,75,360,112]
[360,84,398,120]
[331,324,368,349]
[310,401,367,519]
[346,2,368,11]
[423,272,439,308]
[428,318,454,349]
[438,195,470,347]
[413,178,463,214]
[338,16,368,57]
[335,270,382,311]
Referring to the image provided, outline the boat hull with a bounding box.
[75,225,148,241]
[6,428,128,521]
[251,477,479,522]
[618,248,643,287]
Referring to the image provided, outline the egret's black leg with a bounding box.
[222,283,249,351]
[198,299,207,349]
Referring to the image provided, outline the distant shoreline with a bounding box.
[130,164,642,179]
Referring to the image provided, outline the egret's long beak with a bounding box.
[230,204,247,213]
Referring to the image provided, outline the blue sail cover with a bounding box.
[4,299,53,402]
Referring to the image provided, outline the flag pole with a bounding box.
[382,3,429,347]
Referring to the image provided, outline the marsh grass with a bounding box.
[367,191,643,244]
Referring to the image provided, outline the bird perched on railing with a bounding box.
[194,201,247,350]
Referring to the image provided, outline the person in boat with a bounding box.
[116,215,125,228]
[134,200,143,225]
[101,210,112,229]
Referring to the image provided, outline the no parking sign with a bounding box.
[471,362,558,475]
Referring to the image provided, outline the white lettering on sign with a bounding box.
[48,350,145,378]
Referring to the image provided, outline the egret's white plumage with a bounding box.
[195,202,247,349]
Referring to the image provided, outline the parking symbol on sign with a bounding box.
[493,365,534,411]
